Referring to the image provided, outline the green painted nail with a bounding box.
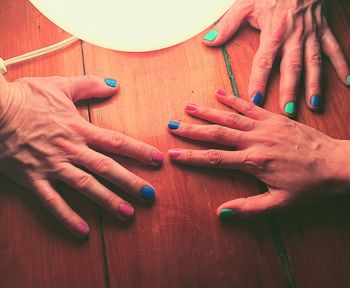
[346,75,350,85]
[284,102,295,115]
[219,209,236,220]
[203,29,217,42]
[104,78,117,88]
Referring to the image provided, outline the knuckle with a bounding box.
[242,101,256,114]
[286,60,302,73]
[256,56,274,70]
[182,124,193,137]
[94,157,114,173]
[225,113,240,127]
[137,143,147,157]
[75,174,94,190]
[105,194,120,211]
[207,150,224,165]
[110,133,127,149]
[127,176,139,193]
[309,54,322,65]
[245,153,273,171]
[41,193,57,208]
[209,125,227,142]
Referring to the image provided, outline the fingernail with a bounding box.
[284,102,296,115]
[140,186,155,202]
[219,209,236,220]
[151,151,163,165]
[346,75,350,85]
[118,203,134,220]
[168,148,182,158]
[185,103,197,112]
[251,92,263,106]
[168,121,180,130]
[310,95,321,108]
[216,89,227,97]
[104,78,117,88]
[203,29,217,42]
[76,223,89,236]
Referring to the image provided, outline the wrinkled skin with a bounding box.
[203,0,350,116]
[168,90,350,216]
[0,75,163,237]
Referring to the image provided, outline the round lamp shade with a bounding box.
[29,0,235,52]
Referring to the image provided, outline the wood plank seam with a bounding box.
[220,42,297,287]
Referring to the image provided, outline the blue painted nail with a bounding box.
[310,95,321,108]
[104,78,117,88]
[168,121,180,130]
[140,186,155,202]
[252,92,263,106]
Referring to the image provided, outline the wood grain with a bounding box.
[225,0,350,287]
[82,33,287,286]
[0,1,105,287]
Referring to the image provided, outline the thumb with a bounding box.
[217,189,289,219]
[202,0,252,46]
[47,75,119,103]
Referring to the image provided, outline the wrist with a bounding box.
[327,139,350,193]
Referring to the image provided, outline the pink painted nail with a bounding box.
[151,150,164,165]
[216,89,227,96]
[168,149,182,158]
[185,103,197,112]
[76,223,89,236]
[118,203,134,220]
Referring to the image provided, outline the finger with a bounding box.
[81,122,163,166]
[168,148,248,170]
[202,0,253,46]
[214,89,271,120]
[47,75,119,102]
[184,103,256,131]
[57,164,135,220]
[304,33,322,110]
[279,20,304,117]
[69,146,156,203]
[321,22,350,86]
[33,180,89,237]
[248,31,281,106]
[217,189,289,219]
[168,121,248,148]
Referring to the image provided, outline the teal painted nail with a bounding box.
[104,78,117,88]
[219,209,236,220]
[284,102,295,115]
[347,75,350,85]
[203,29,217,42]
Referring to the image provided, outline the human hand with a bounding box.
[0,75,163,237]
[167,89,350,219]
[203,0,350,116]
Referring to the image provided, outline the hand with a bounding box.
[203,0,350,116]
[167,89,350,219]
[0,75,163,237]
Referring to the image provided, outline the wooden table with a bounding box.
[0,0,349,287]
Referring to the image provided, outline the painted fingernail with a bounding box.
[216,89,227,97]
[203,29,217,42]
[151,150,163,165]
[168,148,182,158]
[168,121,180,130]
[252,92,263,106]
[346,75,350,85]
[185,103,197,112]
[310,95,321,108]
[76,223,89,236]
[118,203,134,220]
[140,186,155,202]
[104,78,117,87]
[284,102,296,115]
[219,209,236,220]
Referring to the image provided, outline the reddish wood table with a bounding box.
[0,0,349,287]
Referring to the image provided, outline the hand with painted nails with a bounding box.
[203,0,350,117]
[168,90,350,219]
[0,75,162,237]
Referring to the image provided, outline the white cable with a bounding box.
[0,36,79,74]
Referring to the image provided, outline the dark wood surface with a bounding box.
[0,0,349,287]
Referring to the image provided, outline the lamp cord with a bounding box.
[0,36,79,74]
